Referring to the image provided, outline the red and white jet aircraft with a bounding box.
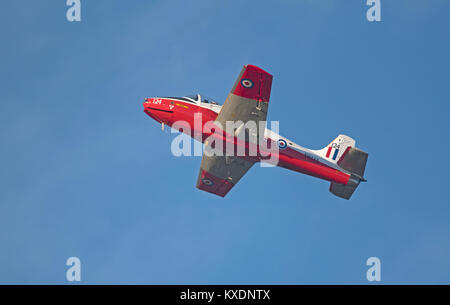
[143,65,368,199]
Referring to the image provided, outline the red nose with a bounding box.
[143,98,173,124]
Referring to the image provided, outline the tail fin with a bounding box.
[317,135,369,200]
[316,134,356,164]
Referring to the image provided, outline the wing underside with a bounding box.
[196,65,273,197]
[196,156,254,197]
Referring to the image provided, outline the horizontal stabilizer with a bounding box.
[338,147,368,179]
[330,145,368,200]
[330,178,359,200]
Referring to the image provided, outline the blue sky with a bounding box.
[1,0,449,284]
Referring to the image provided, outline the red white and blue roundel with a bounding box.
[241,79,254,88]
[202,178,214,186]
[278,139,288,149]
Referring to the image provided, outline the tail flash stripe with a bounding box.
[326,146,332,158]
[332,149,339,160]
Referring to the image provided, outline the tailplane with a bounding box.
[330,146,368,199]
[317,135,368,200]
[337,147,368,180]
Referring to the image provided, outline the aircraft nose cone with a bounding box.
[143,99,155,116]
[143,98,154,111]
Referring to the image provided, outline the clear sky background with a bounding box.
[1,0,449,284]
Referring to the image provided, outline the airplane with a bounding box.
[143,64,368,199]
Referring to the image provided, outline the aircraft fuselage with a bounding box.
[143,95,351,186]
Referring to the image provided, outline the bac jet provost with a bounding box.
[143,65,368,199]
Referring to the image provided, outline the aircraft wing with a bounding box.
[196,65,273,197]
[215,64,273,129]
[196,156,254,197]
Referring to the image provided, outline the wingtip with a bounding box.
[245,64,272,77]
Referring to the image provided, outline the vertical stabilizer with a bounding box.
[315,134,356,164]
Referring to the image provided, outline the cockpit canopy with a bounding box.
[184,94,220,105]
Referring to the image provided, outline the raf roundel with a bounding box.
[278,139,288,149]
[241,79,254,88]
[202,178,214,186]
